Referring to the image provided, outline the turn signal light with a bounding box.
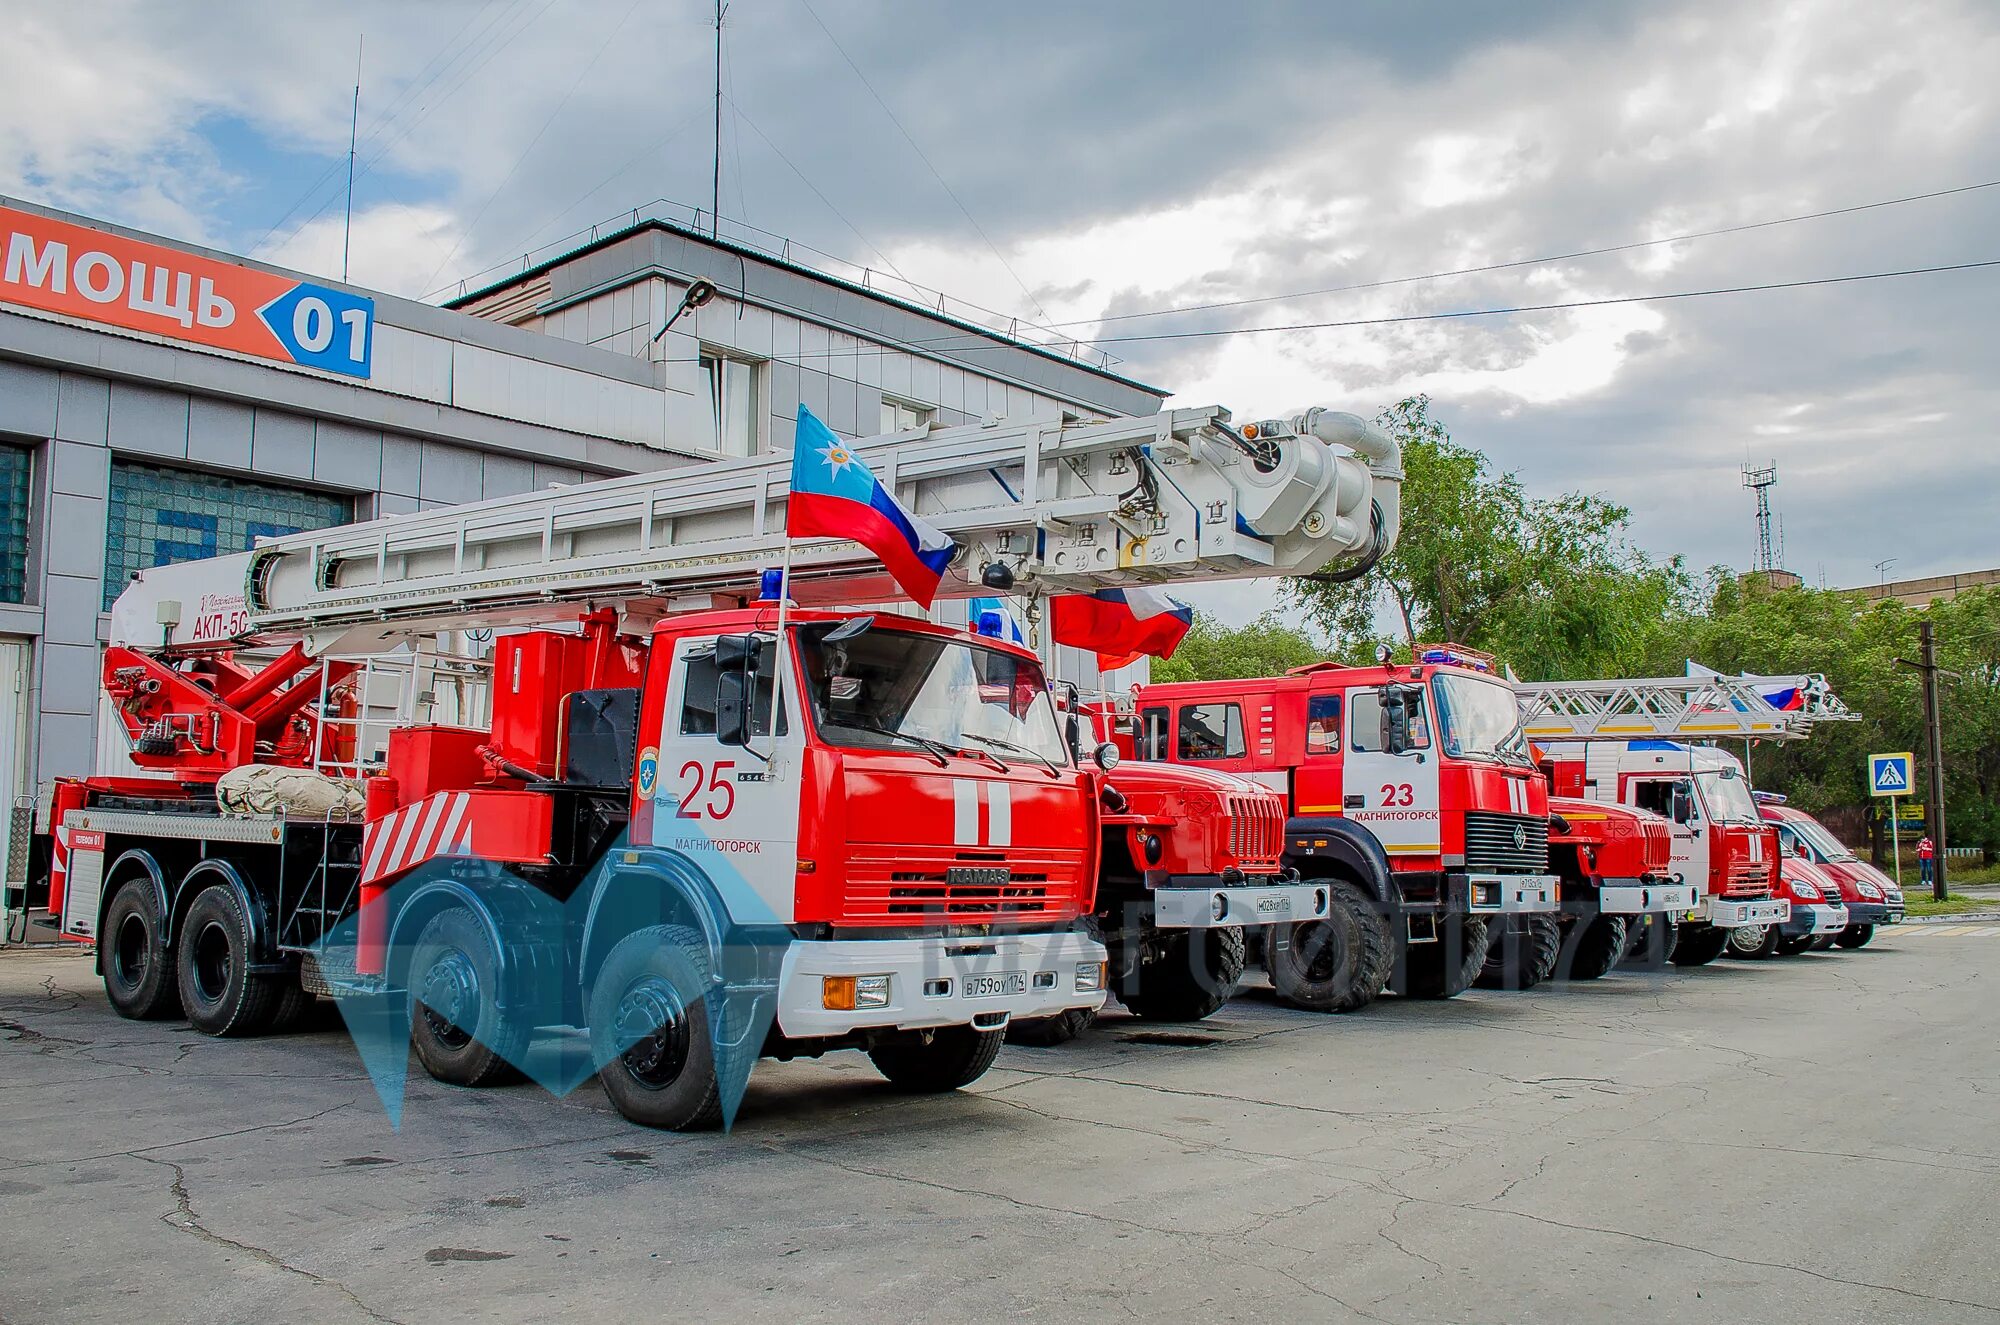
[823,975,857,1010]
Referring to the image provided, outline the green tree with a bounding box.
[1150,610,1331,683]
[1287,395,1694,677]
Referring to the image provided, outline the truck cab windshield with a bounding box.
[797,623,1070,766]
[1786,817,1856,862]
[1431,672,1531,766]
[1699,768,1762,824]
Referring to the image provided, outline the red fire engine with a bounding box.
[21,404,1403,1128]
[1125,645,1559,1010]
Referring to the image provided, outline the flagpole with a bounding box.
[766,535,795,778]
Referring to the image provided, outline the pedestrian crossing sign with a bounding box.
[1869,752,1914,796]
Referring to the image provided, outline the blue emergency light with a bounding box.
[758,568,786,601]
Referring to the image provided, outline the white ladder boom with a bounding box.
[113,405,1403,652]
[1514,666,1857,744]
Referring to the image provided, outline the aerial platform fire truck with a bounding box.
[1126,644,1560,1011]
[1516,666,1857,971]
[21,402,1401,1129]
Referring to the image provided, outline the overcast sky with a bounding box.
[5,0,1996,626]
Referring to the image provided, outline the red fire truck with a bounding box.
[1126,646,1559,1010]
[1517,668,1854,970]
[21,404,1403,1128]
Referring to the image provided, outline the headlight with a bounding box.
[1075,961,1106,993]
[1858,882,1883,900]
[1790,882,1819,900]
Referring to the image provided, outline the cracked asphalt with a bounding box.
[2,930,1996,1324]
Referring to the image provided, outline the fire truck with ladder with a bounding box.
[1513,665,1857,973]
[1121,644,1560,1011]
[20,403,1401,1130]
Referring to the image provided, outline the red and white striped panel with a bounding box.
[361,792,474,887]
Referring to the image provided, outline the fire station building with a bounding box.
[0,196,1166,849]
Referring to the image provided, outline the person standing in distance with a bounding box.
[1917,834,1935,887]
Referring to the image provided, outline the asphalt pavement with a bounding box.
[2,927,1996,1324]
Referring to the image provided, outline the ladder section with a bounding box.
[1514,667,1856,744]
[146,404,1391,650]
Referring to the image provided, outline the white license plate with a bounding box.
[964,972,1027,999]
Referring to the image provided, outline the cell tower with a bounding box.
[1742,461,1778,573]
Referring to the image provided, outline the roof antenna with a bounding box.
[711,1,727,236]
[342,34,364,282]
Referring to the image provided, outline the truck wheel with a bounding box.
[1562,913,1627,981]
[1395,915,1490,999]
[1834,924,1875,949]
[101,877,181,1020]
[1725,923,1781,960]
[1620,915,1679,970]
[1004,1007,1098,1047]
[588,925,724,1131]
[1477,914,1562,990]
[1267,882,1393,1013]
[870,1024,1005,1092]
[409,907,525,1088]
[177,885,283,1037]
[1122,927,1246,1022]
[1776,935,1817,956]
[1670,921,1730,967]
[269,982,316,1031]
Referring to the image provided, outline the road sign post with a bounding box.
[1869,753,1915,890]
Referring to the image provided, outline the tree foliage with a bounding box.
[1286,396,1694,678]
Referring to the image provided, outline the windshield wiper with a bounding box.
[960,732,1063,778]
[832,719,952,767]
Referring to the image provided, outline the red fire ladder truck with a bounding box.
[1512,666,1857,972]
[23,402,1402,1130]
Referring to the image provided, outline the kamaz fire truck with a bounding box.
[20,403,1402,1129]
[1126,645,1559,1011]
[1517,667,1857,971]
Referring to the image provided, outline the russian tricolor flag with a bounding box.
[787,406,958,607]
[1762,686,1805,711]
[1051,588,1194,672]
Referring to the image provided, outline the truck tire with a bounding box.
[409,906,526,1088]
[1121,927,1246,1022]
[1670,921,1730,967]
[1834,924,1875,949]
[1562,913,1627,981]
[269,982,316,1031]
[870,1024,1005,1092]
[588,925,723,1131]
[1776,935,1818,956]
[1620,914,1679,970]
[1004,1007,1098,1047]
[1477,914,1562,990]
[177,885,283,1037]
[1267,882,1393,1013]
[1395,915,1490,1000]
[101,877,181,1020]
[1725,923,1781,960]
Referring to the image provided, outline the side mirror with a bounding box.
[1381,689,1411,756]
[1060,680,1082,758]
[713,634,756,747]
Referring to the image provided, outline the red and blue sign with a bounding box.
[0,203,374,379]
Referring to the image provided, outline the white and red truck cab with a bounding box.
[1539,740,1785,967]
[1126,646,1558,1010]
[1758,799,1903,949]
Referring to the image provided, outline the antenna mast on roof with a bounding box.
[342,34,364,281]
[1742,461,1778,573]
[711,0,727,237]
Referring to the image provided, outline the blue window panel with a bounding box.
[105,460,352,609]
[0,446,27,604]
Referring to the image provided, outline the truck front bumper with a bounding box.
[775,932,1107,1038]
[1842,901,1895,926]
[1459,873,1559,914]
[1595,880,1701,915]
[1781,903,1848,939]
[1703,897,1791,927]
[1153,882,1330,929]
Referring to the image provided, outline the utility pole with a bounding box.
[711,0,726,236]
[1919,620,1949,900]
[342,35,364,282]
